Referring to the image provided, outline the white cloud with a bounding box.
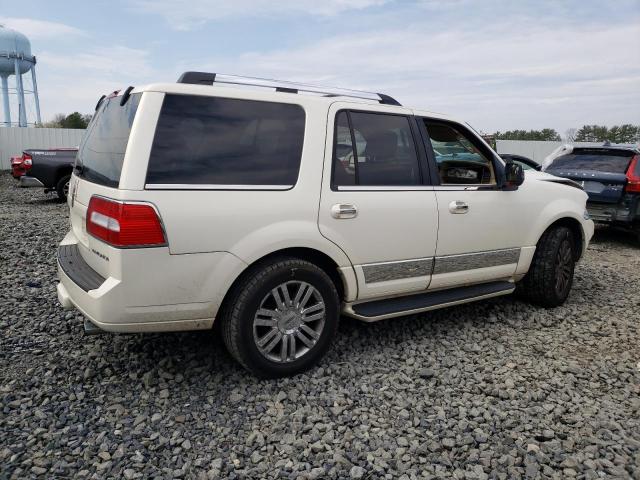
[132,0,390,30]
[36,46,155,119]
[39,46,153,76]
[192,19,640,132]
[0,17,85,40]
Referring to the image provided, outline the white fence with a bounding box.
[0,127,86,170]
[496,140,602,164]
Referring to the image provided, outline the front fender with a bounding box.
[528,191,593,258]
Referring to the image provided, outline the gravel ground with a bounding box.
[1,172,639,480]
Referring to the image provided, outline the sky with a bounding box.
[1,0,639,135]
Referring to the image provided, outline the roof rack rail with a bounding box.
[177,71,402,106]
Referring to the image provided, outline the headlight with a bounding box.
[583,210,591,220]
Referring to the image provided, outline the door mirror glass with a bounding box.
[504,161,525,188]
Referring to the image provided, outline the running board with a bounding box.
[84,318,106,335]
[344,281,515,322]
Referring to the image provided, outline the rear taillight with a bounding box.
[625,155,640,193]
[86,196,166,247]
[22,153,32,170]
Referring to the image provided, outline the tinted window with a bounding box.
[332,112,356,186]
[424,121,496,185]
[332,111,420,186]
[146,95,305,186]
[547,151,633,173]
[77,93,141,188]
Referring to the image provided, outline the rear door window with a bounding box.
[146,95,306,187]
[76,93,141,188]
[332,110,421,187]
[547,150,633,173]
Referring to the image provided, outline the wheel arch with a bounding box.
[539,216,585,260]
[54,165,73,184]
[216,246,357,328]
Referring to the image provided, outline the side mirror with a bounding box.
[504,161,525,189]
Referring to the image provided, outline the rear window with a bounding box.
[76,94,141,188]
[547,150,633,173]
[145,94,306,187]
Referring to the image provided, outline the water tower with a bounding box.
[0,24,42,127]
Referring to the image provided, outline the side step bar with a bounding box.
[84,318,106,335]
[344,281,515,322]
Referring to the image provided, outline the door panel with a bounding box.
[319,189,439,299]
[318,103,439,300]
[430,189,527,288]
[417,116,530,288]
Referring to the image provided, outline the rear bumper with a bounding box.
[587,197,640,227]
[56,234,247,333]
[18,176,44,188]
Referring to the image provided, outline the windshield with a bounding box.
[547,150,633,174]
[76,93,141,187]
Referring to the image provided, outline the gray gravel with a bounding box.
[1,173,639,479]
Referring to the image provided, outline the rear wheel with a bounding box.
[56,174,71,201]
[517,226,576,307]
[220,257,340,378]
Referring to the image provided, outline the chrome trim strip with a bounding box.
[433,248,521,275]
[362,258,433,283]
[336,186,435,191]
[343,287,515,322]
[432,185,490,191]
[145,184,292,190]
[335,185,499,191]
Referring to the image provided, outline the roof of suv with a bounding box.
[124,71,462,123]
[132,82,457,124]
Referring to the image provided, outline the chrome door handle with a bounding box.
[449,200,469,214]
[331,203,358,219]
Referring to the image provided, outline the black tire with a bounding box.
[517,226,576,308]
[220,257,340,378]
[56,174,71,201]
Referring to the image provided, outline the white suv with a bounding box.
[57,72,594,377]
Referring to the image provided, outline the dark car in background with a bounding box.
[545,145,640,239]
[15,148,78,200]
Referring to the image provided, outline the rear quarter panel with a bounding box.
[104,89,355,294]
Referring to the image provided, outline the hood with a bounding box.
[525,169,584,190]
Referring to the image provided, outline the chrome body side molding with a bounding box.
[362,258,433,284]
[360,248,521,284]
[433,248,521,275]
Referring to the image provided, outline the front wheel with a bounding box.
[220,258,340,378]
[517,226,576,308]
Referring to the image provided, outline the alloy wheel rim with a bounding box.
[253,281,325,363]
[63,181,70,197]
[554,239,573,295]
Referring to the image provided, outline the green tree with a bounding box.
[573,124,640,143]
[60,112,91,129]
[41,112,92,129]
[495,129,561,141]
